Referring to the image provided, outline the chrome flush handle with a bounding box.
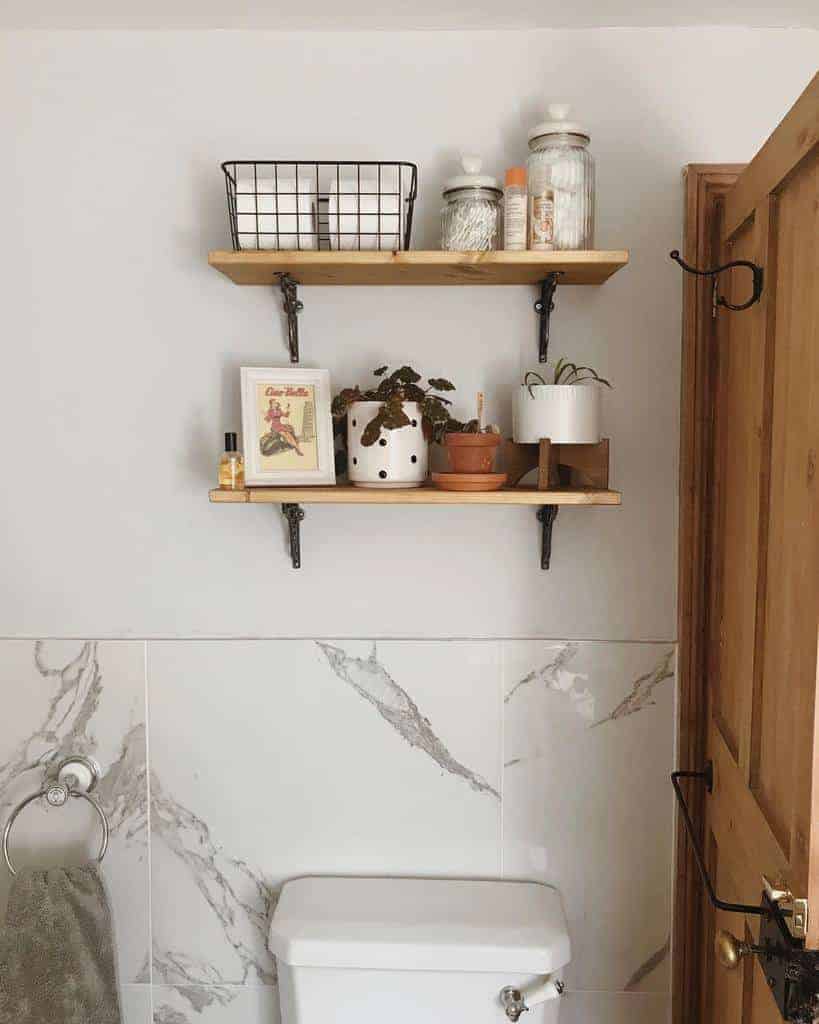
[500,987,528,1021]
[500,978,564,1020]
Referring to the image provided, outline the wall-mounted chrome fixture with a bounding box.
[500,977,564,1020]
[2,755,110,876]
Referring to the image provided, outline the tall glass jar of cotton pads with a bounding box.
[441,156,502,251]
[527,104,595,250]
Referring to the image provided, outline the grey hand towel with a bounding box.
[0,863,122,1024]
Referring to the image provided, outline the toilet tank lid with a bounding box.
[268,877,571,974]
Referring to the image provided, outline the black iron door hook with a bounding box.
[669,250,764,311]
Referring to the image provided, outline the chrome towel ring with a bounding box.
[2,755,110,877]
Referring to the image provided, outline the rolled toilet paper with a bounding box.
[235,177,317,250]
[327,178,403,251]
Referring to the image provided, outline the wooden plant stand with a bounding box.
[503,437,610,490]
[502,438,611,569]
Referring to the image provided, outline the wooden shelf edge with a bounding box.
[209,486,622,507]
[208,249,629,286]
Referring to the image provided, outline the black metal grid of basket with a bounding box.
[222,161,419,252]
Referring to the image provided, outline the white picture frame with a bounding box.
[240,367,336,486]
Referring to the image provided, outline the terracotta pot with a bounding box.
[444,432,501,473]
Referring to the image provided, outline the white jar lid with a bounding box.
[528,103,589,143]
[443,155,501,195]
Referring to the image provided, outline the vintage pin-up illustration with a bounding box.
[240,368,335,485]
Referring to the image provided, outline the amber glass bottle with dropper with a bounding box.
[218,432,245,490]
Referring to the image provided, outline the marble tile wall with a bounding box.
[0,639,675,1024]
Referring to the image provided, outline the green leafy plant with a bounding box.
[525,358,612,395]
[333,365,471,447]
[447,418,496,435]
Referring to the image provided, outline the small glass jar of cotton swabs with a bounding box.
[441,156,503,252]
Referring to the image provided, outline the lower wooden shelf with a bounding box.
[209,485,621,506]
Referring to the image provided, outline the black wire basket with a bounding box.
[222,161,419,252]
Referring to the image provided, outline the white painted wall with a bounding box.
[0,28,816,640]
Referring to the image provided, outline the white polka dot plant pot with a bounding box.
[347,401,429,488]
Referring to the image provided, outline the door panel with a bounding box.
[757,147,819,899]
[708,211,767,767]
[704,828,781,1024]
[675,72,819,1024]
[674,164,746,1023]
[706,838,744,1022]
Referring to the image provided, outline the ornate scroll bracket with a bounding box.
[277,274,304,363]
[281,503,305,569]
[534,272,562,363]
[536,505,559,570]
[669,249,763,314]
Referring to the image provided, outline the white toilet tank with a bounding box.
[268,876,571,1024]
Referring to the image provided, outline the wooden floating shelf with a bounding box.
[208,250,629,287]
[209,486,621,506]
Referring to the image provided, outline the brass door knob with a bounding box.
[715,929,751,970]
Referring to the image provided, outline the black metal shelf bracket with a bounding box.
[278,502,563,571]
[537,505,559,570]
[281,503,305,569]
[278,274,304,364]
[669,249,763,313]
[534,273,562,364]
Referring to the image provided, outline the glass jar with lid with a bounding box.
[527,104,595,250]
[441,156,502,252]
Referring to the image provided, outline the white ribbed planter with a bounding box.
[347,401,429,488]
[513,385,601,444]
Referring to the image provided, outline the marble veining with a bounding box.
[623,937,671,992]
[151,971,239,1018]
[151,984,278,1024]
[98,723,149,837]
[151,772,277,988]
[151,948,238,990]
[590,650,675,729]
[504,646,675,734]
[317,641,500,799]
[503,642,595,721]
[153,1007,189,1024]
[0,644,148,841]
[0,642,105,800]
[502,640,675,993]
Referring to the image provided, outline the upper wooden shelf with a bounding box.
[209,485,621,506]
[208,250,629,287]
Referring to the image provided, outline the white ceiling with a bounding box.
[2,0,818,30]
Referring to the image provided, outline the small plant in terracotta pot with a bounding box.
[442,392,501,473]
[444,422,502,473]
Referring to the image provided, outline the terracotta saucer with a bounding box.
[431,472,508,492]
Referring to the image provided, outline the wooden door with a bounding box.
[675,73,819,1024]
